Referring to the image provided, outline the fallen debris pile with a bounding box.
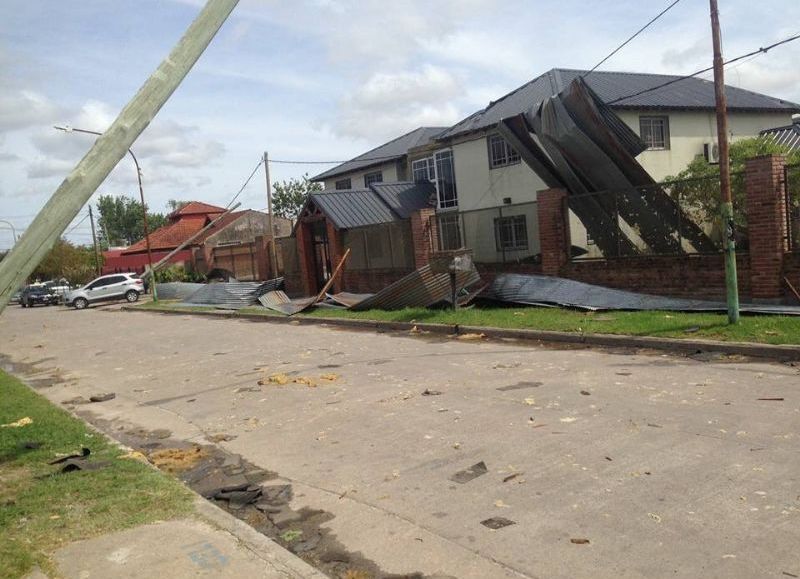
[484,273,800,315]
[179,277,284,309]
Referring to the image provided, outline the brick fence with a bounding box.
[536,154,795,303]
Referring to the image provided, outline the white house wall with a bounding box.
[321,161,400,190]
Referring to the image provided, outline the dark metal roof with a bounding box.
[311,126,446,181]
[439,68,800,140]
[761,120,800,151]
[309,189,398,229]
[370,181,435,218]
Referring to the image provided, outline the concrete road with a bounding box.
[2,305,799,579]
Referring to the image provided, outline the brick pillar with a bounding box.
[326,221,344,293]
[537,188,570,276]
[745,154,787,301]
[410,208,435,268]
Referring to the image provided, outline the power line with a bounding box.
[585,0,683,78]
[268,153,402,165]
[226,157,264,209]
[64,212,90,236]
[606,32,800,105]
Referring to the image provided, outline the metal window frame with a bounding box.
[493,214,528,251]
[335,177,352,190]
[639,115,670,150]
[413,149,459,210]
[363,171,383,187]
[487,134,521,169]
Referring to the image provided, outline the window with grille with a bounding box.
[639,116,670,150]
[413,151,458,209]
[488,134,521,169]
[412,157,435,183]
[335,178,351,190]
[436,213,462,251]
[494,215,528,251]
[364,171,383,187]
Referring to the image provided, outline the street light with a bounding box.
[54,125,158,301]
[0,220,18,243]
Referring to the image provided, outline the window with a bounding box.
[639,116,670,150]
[494,215,528,251]
[335,178,351,190]
[412,157,435,183]
[364,171,383,187]
[436,214,462,251]
[488,135,520,169]
[413,152,458,209]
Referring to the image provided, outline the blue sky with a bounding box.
[1,0,798,249]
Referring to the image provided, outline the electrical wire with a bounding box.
[606,32,800,105]
[64,212,90,236]
[225,157,265,209]
[584,0,683,78]
[267,153,404,165]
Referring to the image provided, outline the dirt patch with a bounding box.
[149,446,209,473]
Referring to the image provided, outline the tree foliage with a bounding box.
[95,195,167,247]
[665,137,800,230]
[271,174,322,220]
[30,240,98,285]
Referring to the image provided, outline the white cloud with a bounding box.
[0,89,61,132]
[333,65,463,139]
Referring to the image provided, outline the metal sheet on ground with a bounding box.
[182,278,284,309]
[484,273,800,315]
[257,291,317,315]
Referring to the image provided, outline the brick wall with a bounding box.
[341,268,414,293]
[562,254,752,301]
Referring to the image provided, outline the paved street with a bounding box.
[2,305,799,579]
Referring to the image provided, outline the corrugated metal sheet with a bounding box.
[257,291,317,315]
[761,123,800,151]
[326,292,374,307]
[370,182,435,219]
[155,282,205,301]
[310,190,398,230]
[182,278,284,309]
[483,273,800,315]
[312,127,446,181]
[440,68,800,140]
[350,265,482,311]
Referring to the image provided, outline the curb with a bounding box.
[193,497,327,579]
[123,305,800,361]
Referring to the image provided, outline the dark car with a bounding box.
[20,285,58,308]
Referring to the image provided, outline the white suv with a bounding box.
[65,273,145,309]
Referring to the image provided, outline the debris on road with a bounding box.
[1,416,32,428]
[570,538,591,545]
[149,446,208,473]
[320,373,339,382]
[502,472,523,483]
[497,381,542,392]
[524,397,536,405]
[493,499,511,508]
[206,433,237,443]
[422,389,442,396]
[88,392,116,403]
[480,517,515,530]
[757,397,784,401]
[49,447,90,464]
[61,396,89,405]
[580,390,591,396]
[450,461,488,484]
[457,332,486,341]
[648,512,662,523]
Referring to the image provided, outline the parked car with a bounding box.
[20,285,58,307]
[65,273,144,310]
[43,279,72,303]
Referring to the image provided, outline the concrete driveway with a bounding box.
[1,305,798,579]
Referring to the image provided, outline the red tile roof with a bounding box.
[123,215,208,253]
[170,201,226,218]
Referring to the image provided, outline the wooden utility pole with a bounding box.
[88,206,101,276]
[263,151,279,279]
[0,0,238,314]
[710,0,739,324]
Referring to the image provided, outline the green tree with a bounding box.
[96,194,167,247]
[666,137,800,230]
[166,199,191,213]
[30,240,98,285]
[271,174,322,220]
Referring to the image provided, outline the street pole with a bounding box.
[0,0,238,314]
[53,127,159,301]
[88,206,101,276]
[710,0,739,324]
[263,151,278,279]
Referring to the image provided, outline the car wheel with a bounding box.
[125,290,140,303]
[73,297,88,310]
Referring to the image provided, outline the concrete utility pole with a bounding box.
[0,0,238,314]
[710,0,740,323]
[88,206,101,276]
[263,151,279,279]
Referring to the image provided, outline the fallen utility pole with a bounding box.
[710,0,740,324]
[263,152,279,279]
[149,203,241,273]
[0,0,238,314]
[88,206,101,276]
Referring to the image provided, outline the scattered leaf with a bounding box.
[1,417,32,428]
[280,529,303,542]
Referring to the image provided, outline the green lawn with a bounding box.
[135,300,800,345]
[0,371,193,578]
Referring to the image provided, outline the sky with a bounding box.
[0,0,798,249]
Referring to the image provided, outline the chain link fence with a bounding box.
[429,202,540,264]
